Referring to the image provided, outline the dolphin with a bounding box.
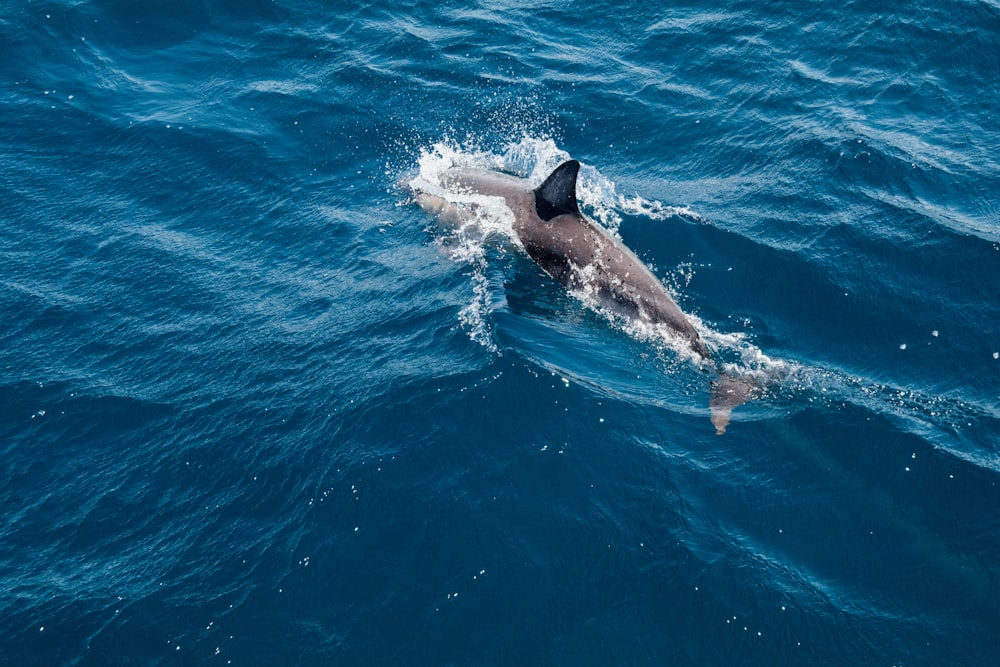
[411,159,759,433]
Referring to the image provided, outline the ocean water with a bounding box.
[2,0,999,664]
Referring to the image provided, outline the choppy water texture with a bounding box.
[2,1,999,665]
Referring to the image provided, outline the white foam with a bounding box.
[457,256,498,354]
[618,194,705,223]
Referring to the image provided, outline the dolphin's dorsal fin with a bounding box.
[534,160,581,221]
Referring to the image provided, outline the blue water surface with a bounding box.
[2,1,999,665]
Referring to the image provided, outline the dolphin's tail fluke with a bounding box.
[709,373,762,435]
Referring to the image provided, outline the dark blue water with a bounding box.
[2,1,999,664]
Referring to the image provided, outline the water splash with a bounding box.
[405,135,793,393]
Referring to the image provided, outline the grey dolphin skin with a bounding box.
[413,159,758,433]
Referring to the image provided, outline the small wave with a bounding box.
[776,360,1000,474]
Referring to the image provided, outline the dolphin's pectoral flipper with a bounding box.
[534,160,581,221]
